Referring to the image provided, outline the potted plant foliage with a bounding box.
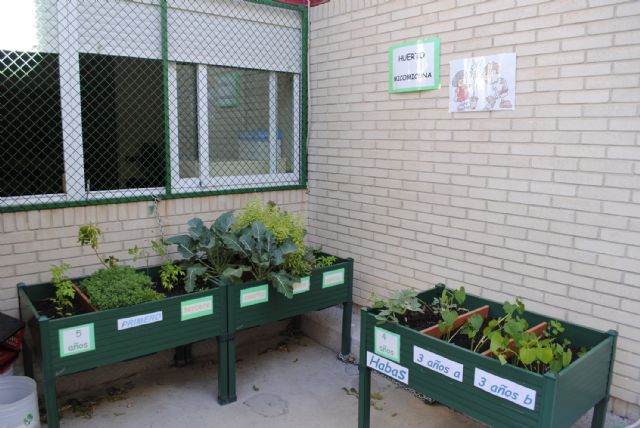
[167,200,354,403]
[358,284,616,428]
[18,225,228,428]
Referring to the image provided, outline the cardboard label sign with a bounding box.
[474,368,537,410]
[240,284,269,307]
[413,346,464,382]
[117,311,163,330]
[181,296,214,321]
[322,268,345,288]
[292,276,310,295]
[366,351,409,384]
[374,327,401,363]
[59,323,95,357]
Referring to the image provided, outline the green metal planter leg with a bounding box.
[217,336,229,404]
[227,335,237,403]
[22,340,34,379]
[340,301,352,357]
[40,321,59,428]
[591,399,608,428]
[592,330,618,428]
[358,308,370,428]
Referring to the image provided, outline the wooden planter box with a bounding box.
[17,271,227,428]
[221,255,354,403]
[358,286,616,428]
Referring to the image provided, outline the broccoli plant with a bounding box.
[166,212,237,292]
[370,289,424,325]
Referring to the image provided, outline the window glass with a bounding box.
[277,73,295,174]
[207,67,270,177]
[176,63,199,179]
[0,51,64,197]
[80,54,165,191]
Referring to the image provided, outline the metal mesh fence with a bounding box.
[0,0,305,210]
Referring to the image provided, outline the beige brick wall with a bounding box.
[0,190,306,317]
[308,0,640,418]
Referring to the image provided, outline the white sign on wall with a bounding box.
[449,53,517,112]
[389,38,440,93]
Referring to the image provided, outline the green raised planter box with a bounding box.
[18,272,227,428]
[358,286,616,428]
[221,255,354,403]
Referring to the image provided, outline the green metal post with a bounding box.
[217,335,230,404]
[358,309,371,428]
[341,258,354,357]
[40,319,60,428]
[341,301,352,357]
[160,0,171,194]
[227,335,237,403]
[591,330,618,428]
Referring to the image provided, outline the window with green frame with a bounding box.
[0,0,304,210]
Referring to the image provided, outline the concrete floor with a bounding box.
[52,334,631,428]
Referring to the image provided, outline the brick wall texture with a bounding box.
[307,0,640,418]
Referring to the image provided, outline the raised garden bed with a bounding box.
[18,269,227,428]
[221,255,353,403]
[358,285,616,428]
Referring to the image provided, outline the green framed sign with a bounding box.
[240,284,269,308]
[388,38,440,93]
[59,323,95,358]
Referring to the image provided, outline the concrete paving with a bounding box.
[52,334,631,428]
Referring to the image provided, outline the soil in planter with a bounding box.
[398,307,468,331]
[33,295,93,319]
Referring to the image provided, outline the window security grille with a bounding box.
[0,0,305,210]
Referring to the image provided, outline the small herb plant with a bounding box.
[431,286,468,341]
[315,254,337,268]
[78,224,118,268]
[130,240,185,291]
[50,264,75,317]
[79,266,163,310]
[233,200,310,276]
[370,290,424,325]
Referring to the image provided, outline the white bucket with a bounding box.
[0,376,40,428]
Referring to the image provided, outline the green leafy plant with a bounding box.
[50,263,75,317]
[166,213,237,292]
[221,221,299,298]
[471,298,526,362]
[315,254,337,268]
[78,224,118,268]
[79,266,162,310]
[431,286,468,341]
[129,240,185,291]
[233,200,310,276]
[370,290,424,325]
[457,313,485,349]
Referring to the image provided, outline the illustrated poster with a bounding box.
[449,53,516,113]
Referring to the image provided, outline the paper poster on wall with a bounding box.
[389,38,440,93]
[449,53,516,113]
